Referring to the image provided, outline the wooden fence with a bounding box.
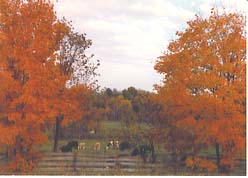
[0,152,245,175]
[34,152,165,175]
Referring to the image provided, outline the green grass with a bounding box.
[1,120,246,176]
[102,120,151,131]
[102,120,122,130]
[100,120,153,142]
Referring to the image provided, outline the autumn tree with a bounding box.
[63,85,93,137]
[131,90,156,123]
[51,18,100,152]
[122,86,138,100]
[106,95,135,122]
[0,0,69,171]
[64,90,109,139]
[155,9,246,172]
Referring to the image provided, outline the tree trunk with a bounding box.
[215,142,221,171]
[53,115,63,152]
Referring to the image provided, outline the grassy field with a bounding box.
[103,120,150,130]
[35,120,247,175]
[0,120,246,175]
[38,120,163,154]
[102,120,122,130]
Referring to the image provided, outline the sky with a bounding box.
[54,0,246,92]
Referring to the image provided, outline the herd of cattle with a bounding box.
[60,140,120,152]
[60,140,156,163]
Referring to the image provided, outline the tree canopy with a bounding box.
[154,9,246,172]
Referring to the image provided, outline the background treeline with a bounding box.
[54,87,160,142]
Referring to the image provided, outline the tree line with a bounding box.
[57,87,159,140]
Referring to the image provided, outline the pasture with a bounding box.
[0,121,246,175]
[35,139,246,175]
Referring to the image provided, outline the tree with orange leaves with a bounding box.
[0,0,70,171]
[155,9,246,172]
[0,0,99,170]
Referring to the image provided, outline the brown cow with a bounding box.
[93,142,101,150]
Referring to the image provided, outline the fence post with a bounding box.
[73,152,77,173]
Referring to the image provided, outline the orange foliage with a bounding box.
[60,84,92,127]
[0,0,71,171]
[155,9,246,172]
[186,156,217,172]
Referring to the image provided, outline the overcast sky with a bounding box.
[54,0,246,92]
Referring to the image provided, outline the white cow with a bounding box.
[106,140,119,150]
[89,130,96,135]
[78,142,86,150]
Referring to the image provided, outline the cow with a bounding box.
[106,141,114,150]
[60,145,72,152]
[60,140,78,152]
[78,142,86,150]
[67,141,78,149]
[89,130,95,135]
[106,140,119,150]
[93,142,101,150]
[113,140,119,148]
[119,141,131,151]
